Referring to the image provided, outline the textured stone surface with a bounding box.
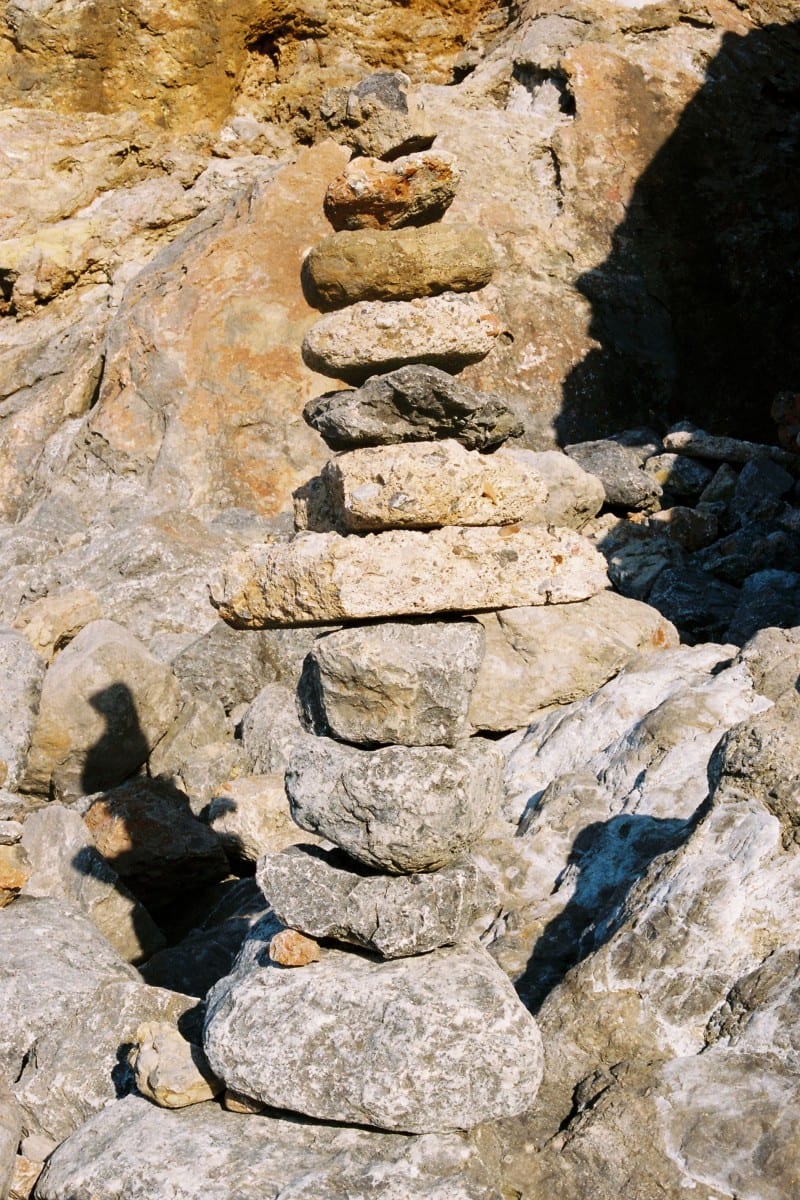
[305,364,522,451]
[208,774,316,864]
[286,737,503,873]
[324,152,460,231]
[204,931,543,1132]
[305,225,495,309]
[495,448,605,529]
[131,1022,222,1109]
[35,1094,499,1200]
[12,589,102,662]
[268,927,322,967]
[211,525,609,627]
[22,619,181,799]
[0,628,45,791]
[147,695,245,814]
[240,684,317,774]
[320,72,435,159]
[20,805,164,964]
[469,592,679,733]
[663,425,800,465]
[301,292,505,382]
[0,842,30,905]
[566,439,663,512]
[258,845,497,959]
[644,452,714,499]
[0,1081,21,1200]
[306,620,484,747]
[318,438,547,531]
[0,897,194,1141]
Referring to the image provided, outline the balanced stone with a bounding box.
[210,526,609,627]
[203,934,544,1133]
[320,72,436,161]
[285,737,503,873]
[324,151,460,231]
[305,619,484,747]
[305,225,495,309]
[318,438,547,531]
[258,845,496,959]
[301,293,504,382]
[304,363,523,451]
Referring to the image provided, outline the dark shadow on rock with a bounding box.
[518,813,693,1013]
[559,21,800,445]
[81,682,151,796]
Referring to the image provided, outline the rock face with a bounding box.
[0,629,45,791]
[212,525,609,627]
[305,620,484,747]
[286,737,503,873]
[204,932,543,1133]
[305,225,495,308]
[324,152,461,231]
[258,845,496,959]
[301,292,505,381]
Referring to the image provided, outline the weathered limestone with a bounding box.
[0,628,45,791]
[286,737,502,873]
[318,438,547,531]
[320,72,435,160]
[130,1022,223,1109]
[0,1081,21,1200]
[305,620,484,747]
[301,293,505,381]
[304,363,523,451]
[493,448,606,529]
[259,846,496,959]
[211,525,609,627]
[207,774,312,864]
[305,225,495,309]
[204,933,543,1133]
[324,152,460,231]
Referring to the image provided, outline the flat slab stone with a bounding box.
[305,225,495,309]
[258,845,497,958]
[664,424,799,467]
[35,1094,499,1200]
[303,363,523,451]
[324,151,460,231]
[318,438,547,531]
[285,737,503,873]
[210,526,609,627]
[203,932,543,1133]
[301,293,504,382]
[305,619,484,747]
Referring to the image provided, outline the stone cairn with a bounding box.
[204,73,609,1135]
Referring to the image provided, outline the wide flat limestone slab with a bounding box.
[210,526,609,627]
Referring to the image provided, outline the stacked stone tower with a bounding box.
[204,74,609,1135]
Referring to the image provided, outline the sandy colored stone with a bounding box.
[0,843,30,904]
[305,224,495,309]
[319,438,547,531]
[268,928,322,967]
[208,774,315,865]
[495,448,605,528]
[0,629,45,792]
[324,151,460,231]
[320,72,435,159]
[301,292,505,382]
[220,1090,268,1115]
[211,525,609,627]
[12,589,103,662]
[131,1021,223,1109]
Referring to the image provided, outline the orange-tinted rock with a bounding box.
[324,153,460,231]
[0,844,31,905]
[268,928,322,967]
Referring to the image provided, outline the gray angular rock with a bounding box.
[303,364,523,451]
[664,424,799,466]
[306,620,484,746]
[707,946,800,1069]
[324,151,460,231]
[0,897,194,1141]
[648,566,740,641]
[20,805,164,964]
[565,439,663,512]
[320,72,436,160]
[692,522,800,583]
[240,684,317,774]
[130,1021,223,1109]
[725,569,800,645]
[643,451,714,498]
[208,774,320,865]
[0,1081,21,1200]
[21,620,182,799]
[736,624,800,700]
[731,456,795,524]
[495,448,605,529]
[0,628,45,791]
[35,1094,499,1200]
[147,694,245,816]
[258,845,497,959]
[211,526,609,627]
[204,932,543,1133]
[286,737,504,872]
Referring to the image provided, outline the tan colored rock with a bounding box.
[9,1154,43,1200]
[208,774,318,865]
[0,843,30,905]
[131,1021,222,1109]
[302,291,506,382]
[220,1089,268,1115]
[319,438,547,531]
[496,448,606,529]
[305,225,495,310]
[324,151,461,231]
[268,928,322,967]
[211,525,609,627]
[13,590,103,662]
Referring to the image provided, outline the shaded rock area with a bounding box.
[0,3,798,1198]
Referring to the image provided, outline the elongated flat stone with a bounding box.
[210,526,609,627]
[319,438,547,531]
[258,845,496,958]
[203,933,544,1132]
[286,737,502,873]
[301,293,504,382]
[305,225,495,309]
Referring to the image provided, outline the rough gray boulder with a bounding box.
[0,628,45,792]
[258,845,497,959]
[286,737,503,872]
[204,929,543,1133]
[565,439,663,512]
[305,620,484,746]
[35,1094,499,1200]
[320,72,436,160]
[0,1080,20,1200]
